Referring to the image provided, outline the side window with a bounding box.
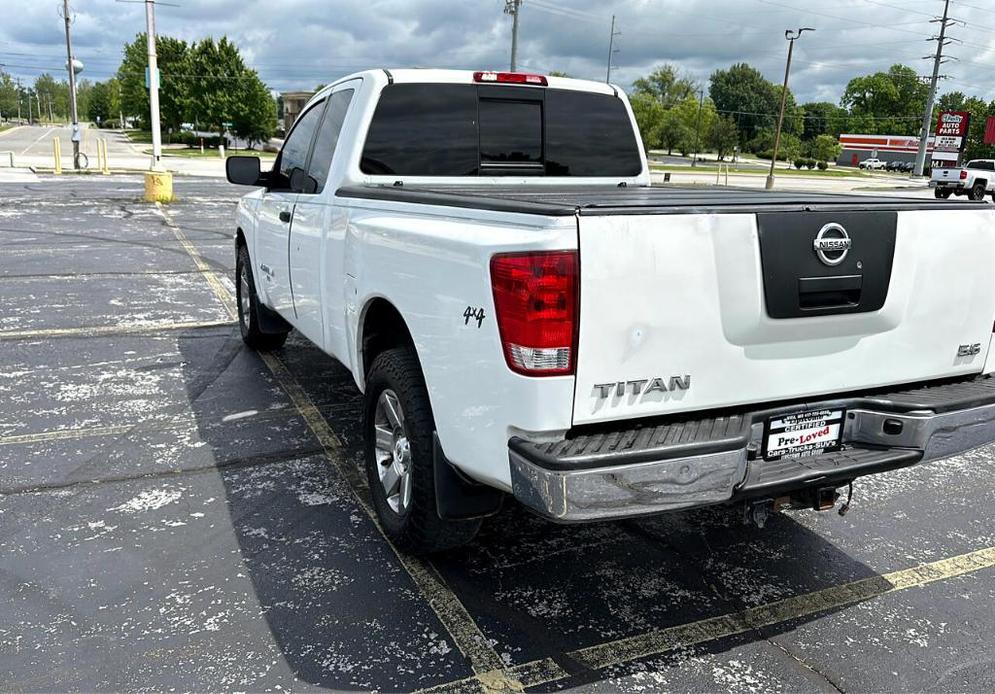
[277,100,325,184]
[307,88,355,193]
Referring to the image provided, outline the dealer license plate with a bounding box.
[762,408,846,460]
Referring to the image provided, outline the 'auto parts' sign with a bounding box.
[935,111,970,152]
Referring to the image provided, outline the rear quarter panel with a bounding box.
[341,200,578,490]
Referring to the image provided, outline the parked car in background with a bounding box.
[859,158,887,170]
[931,159,995,200]
[886,161,902,171]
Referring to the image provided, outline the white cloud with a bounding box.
[2,0,993,104]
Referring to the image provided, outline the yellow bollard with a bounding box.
[53,137,62,175]
[100,139,111,175]
[144,170,174,203]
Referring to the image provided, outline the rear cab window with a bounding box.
[360,83,642,178]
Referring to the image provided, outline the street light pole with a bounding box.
[505,0,522,72]
[691,89,704,167]
[766,27,814,190]
[62,0,81,170]
[145,0,164,170]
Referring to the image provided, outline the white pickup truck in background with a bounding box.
[227,69,995,554]
[931,159,995,201]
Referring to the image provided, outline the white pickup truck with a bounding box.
[227,69,995,553]
[931,159,995,201]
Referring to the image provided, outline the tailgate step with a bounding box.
[737,446,922,498]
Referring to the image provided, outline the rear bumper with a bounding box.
[509,377,995,522]
[930,181,964,189]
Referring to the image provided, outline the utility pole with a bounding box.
[505,0,522,72]
[62,0,81,169]
[145,0,163,169]
[766,27,814,190]
[606,15,621,84]
[15,79,22,123]
[914,0,954,177]
[691,89,704,167]
[27,89,32,124]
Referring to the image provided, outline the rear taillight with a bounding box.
[490,251,578,376]
[961,170,969,180]
[473,71,548,86]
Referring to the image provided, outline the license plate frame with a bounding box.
[762,408,846,461]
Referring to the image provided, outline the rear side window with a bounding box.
[360,84,642,177]
[307,88,355,193]
[361,85,478,176]
[279,100,324,181]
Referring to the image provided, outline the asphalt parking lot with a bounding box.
[2,174,995,693]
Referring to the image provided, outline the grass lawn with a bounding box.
[142,147,274,159]
[650,164,872,178]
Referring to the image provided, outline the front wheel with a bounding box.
[236,244,289,350]
[363,348,481,554]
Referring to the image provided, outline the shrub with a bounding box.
[794,158,805,170]
[805,159,816,170]
[817,160,828,171]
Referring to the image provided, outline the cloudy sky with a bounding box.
[3,0,995,105]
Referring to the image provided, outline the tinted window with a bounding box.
[360,84,643,177]
[361,84,478,176]
[308,88,355,192]
[279,100,324,181]
[479,99,542,170]
[545,89,642,176]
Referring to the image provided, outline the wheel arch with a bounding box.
[357,296,418,388]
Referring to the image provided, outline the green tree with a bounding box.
[632,64,696,109]
[801,101,847,140]
[0,70,18,119]
[88,79,121,126]
[812,134,841,162]
[232,74,277,147]
[672,93,717,157]
[709,63,784,147]
[840,64,927,136]
[33,73,68,121]
[629,92,665,151]
[708,116,739,160]
[958,96,995,162]
[936,91,967,113]
[117,33,190,130]
[186,36,249,138]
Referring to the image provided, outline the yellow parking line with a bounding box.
[0,424,138,446]
[157,203,516,684]
[425,545,995,692]
[0,319,234,341]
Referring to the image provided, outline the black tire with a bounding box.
[363,348,481,554]
[969,182,986,201]
[935,188,952,199]
[236,244,289,350]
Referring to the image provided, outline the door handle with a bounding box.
[279,210,292,223]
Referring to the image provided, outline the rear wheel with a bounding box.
[935,188,952,199]
[363,348,481,554]
[236,244,289,350]
[969,182,986,201]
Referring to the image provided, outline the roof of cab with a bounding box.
[325,68,618,97]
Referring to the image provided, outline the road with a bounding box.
[0,174,993,692]
[0,124,234,176]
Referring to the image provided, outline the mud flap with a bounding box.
[255,301,292,334]
[434,433,504,520]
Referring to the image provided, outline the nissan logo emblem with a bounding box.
[813,223,852,266]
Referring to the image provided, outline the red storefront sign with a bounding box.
[985,116,995,146]
[935,111,971,152]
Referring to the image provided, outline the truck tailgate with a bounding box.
[573,207,995,425]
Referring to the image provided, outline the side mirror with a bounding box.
[226,156,264,186]
[289,167,318,195]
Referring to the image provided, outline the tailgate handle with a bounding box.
[798,275,862,310]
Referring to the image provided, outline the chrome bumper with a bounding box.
[510,386,995,522]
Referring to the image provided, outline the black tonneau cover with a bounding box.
[336,184,988,216]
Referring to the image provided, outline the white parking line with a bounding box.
[20,127,57,156]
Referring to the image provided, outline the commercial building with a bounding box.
[837,134,934,168]
[280,91,315,134]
